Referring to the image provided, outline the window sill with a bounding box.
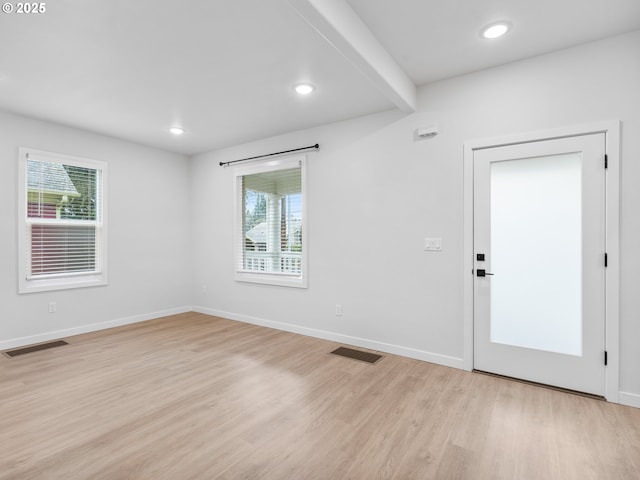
[19,273,107,294]
[235,271,307,289]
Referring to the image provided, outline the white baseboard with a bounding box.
[5,304,638,409]
[0,306,192,351]
[193,306,466,370]
[619,391,640,409]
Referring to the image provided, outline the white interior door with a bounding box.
[473,133,606,395]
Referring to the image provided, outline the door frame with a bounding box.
[463,121,620,402]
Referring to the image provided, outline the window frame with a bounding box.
[234,155,307,288]
[17,147,108,294]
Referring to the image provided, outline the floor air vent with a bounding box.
[4,340,69,358]
[330,347,382,364]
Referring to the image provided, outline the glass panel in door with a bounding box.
[490,153,582,356]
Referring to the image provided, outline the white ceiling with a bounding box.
[0,0,638,155]
[347,0,640,85]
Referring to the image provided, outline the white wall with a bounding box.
[0,111,193,349]
[191,30,640,401]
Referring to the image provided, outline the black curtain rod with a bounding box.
[219,143,319,167]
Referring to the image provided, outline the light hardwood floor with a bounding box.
[1,312,639,479]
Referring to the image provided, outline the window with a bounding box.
[18,148,107,293]
[235,156,306,288]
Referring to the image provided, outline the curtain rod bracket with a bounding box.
[219,143,319,167]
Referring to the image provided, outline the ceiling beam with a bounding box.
[288,0,417,113]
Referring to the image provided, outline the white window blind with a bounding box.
[235,156,306,288]
[19,148,107,293]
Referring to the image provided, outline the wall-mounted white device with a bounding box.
[416,125,439,138]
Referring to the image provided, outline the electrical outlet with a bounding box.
[48,302,57,313]
[335,304,343,316]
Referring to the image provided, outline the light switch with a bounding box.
[424,237,442,251]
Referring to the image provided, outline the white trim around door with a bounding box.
[463,120,620,403]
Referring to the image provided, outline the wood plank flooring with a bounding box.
[1,312,639,479]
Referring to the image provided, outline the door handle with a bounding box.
[476,269,494,277]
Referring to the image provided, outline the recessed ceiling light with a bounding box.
[482,22,511,39]
[169,126,184,135]
[293,83,315,95]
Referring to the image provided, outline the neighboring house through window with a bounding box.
[235,156,306,288]
[18,148,107,293]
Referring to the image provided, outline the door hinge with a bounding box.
[605,253,608,267]
[604,350,608,366]
[604,154,608,169]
